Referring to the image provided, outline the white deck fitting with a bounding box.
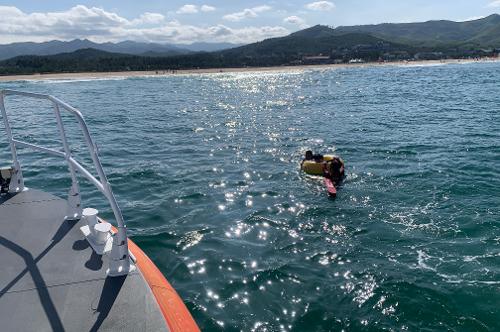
[80,224,114,255]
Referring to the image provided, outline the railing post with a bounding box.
[0,91,24,193]
[0,90,134,277]
[75,116,134,276]
[52,102,82,220]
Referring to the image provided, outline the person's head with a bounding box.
[305,150,313,160]
[330,159,340,171]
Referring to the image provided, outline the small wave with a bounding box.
[437,273,500,285]
[395,62,448,68]
[415,250,437,272]
[30,76,129,84]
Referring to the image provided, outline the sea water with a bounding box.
[1,62,499,331]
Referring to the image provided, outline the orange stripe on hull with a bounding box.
[127,239,200,332]
[106,222,199,332]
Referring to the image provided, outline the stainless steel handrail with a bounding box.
[0,89,133,276]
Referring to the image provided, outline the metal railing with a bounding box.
[0,89,133,276]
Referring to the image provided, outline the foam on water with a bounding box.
[18,76,130,84]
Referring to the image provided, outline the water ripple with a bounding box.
[1,62,499,331]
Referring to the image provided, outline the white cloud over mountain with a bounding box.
[306,1,335,11]
[223,5,272,22]
[0,5,126,40]
[201,5,216,12]
[176,4,216,14]
[283,16,308,28]
[176,5,199,14]
[0,5,288,44]
[131,13,166,25]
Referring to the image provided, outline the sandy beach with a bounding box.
[0,58,498,82]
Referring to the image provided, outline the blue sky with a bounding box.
[1,1,499,44]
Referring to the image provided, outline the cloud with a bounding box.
[176,4,198,14]
[177,4,216,14]
[201,5,216,12]
[305,1,335,11]
[252,5,273,13]
[488,0,500,7]
[131,12,165,25]
[0,5,127,40]
[0,5,289,44]
[283,15,308,28]
[223,9,257,22]
[461,15,485,22]
[135,24,289,45]
[223,5,272,22]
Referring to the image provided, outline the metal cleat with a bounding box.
[80,208,113,255]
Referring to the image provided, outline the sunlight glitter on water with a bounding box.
[2,62,499,331]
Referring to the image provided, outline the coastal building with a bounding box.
[302,55,332,65]
[414,52,445,60]
[349,58,365,64]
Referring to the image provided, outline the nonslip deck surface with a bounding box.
[0,189,168,332]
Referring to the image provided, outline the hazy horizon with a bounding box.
[0,1,499,44]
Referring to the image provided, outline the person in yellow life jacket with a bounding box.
[304,150,324,163]
[301,151,345,185]
[324,156,345,186]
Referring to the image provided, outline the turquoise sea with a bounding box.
[1,62,499,331]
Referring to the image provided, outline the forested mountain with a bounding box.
[181,42,242,52]
[333,14,500,47]
[0,39,244,61]
[220,31,408,61]
[0,15,499,75]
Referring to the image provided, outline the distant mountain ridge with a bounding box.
[1,15,499,75]
[332,14,500,47]
[181,42,243,52]
[0,39,241,60]
[1,15,499,62]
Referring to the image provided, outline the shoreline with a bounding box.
[0,58,498,82]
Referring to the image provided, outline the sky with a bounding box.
[0,1,499,45]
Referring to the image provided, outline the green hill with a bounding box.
[1,14,499,75]
[333,14,500,47]
[0,33,411,74]
[223,32,400,56]
[0,49,138,74]
[215,32,412,65]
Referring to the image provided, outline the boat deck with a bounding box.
[0,189,168,332]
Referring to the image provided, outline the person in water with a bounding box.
[304,150,324,162]
[303,150,345,185]
[326,157,345,185]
